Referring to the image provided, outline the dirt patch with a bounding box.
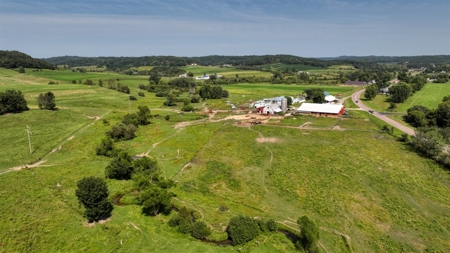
[256,137,280,143]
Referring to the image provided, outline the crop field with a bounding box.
[1,68,450,252]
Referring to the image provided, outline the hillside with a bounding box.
[0,50,55,69]
[43,55,375,70]
[326,55,450,68]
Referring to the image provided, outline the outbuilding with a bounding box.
[296,103,345,117]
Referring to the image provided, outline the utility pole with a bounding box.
[26,125,32,154]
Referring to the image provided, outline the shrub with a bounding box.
[129,95,137,101]
[106,123,137,141]
[191,221,211,239]
[297,215,320,252]
[226,215,259,245]
[95,137,117,157]
[181,104,194,112]
[138,91,145,97]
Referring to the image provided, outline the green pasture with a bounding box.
[1,67,450,252]
[396,83,450,111]
[182,65,272,78]
[261,63,325,72]
[363,83,450,113]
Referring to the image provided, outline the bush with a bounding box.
[191,221,211,239]
[138,91,145,97]
[181,104,194,112]
[106,123,137,141]
[226,215,259,245]
[95,137,117,157]
[105,152,134,180]
[139,187,173,216]
[75,177,113,222]
[129,95,137,101]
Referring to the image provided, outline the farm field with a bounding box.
[362,83,450,113]
[1,68,450,252]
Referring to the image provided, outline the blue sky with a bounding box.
[0,0,449,58]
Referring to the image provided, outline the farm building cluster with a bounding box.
[249,93,345,118]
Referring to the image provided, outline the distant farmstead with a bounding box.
[345,81,367,86]
[296,103,345,117]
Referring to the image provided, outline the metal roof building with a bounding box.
[297,103,345,117]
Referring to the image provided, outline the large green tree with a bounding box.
[364,85,378,100]
[436,101,450,128]
[75,177,113,222]
[0,89,29,114]
[297,215,320,252]
[38,91,56,110]
[389,83,411,103]
[139,187,173,216]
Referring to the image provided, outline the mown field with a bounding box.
[362,83,450,113]
[1,68,450,252]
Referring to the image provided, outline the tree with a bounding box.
[105,152,134,179]
[436,101,450,128]
[139,187,173,216]
[75,177,113,222]
[226,215,259,245]
[297,215,320,252]
[389,83,411,103]
[38,91,56,110]
[312,89,325,103]
[149,72,161,84]
[95,137,117,157]
[286,96,293,106]
[106,123,137,141]
[364,85,378,100]
[18,66,25,73]
[133,157,158,174]
[0,89,29,114]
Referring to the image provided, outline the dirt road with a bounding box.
[351,89,415,136]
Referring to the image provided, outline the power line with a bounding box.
[26,125,32,154]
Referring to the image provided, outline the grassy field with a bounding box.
[1,68,450,252]
[363,83,450,113]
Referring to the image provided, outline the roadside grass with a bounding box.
[361,95,391,112]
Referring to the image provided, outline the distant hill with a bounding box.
[0,50,55,69]
[43,55,375,70]
[322,55,450,68]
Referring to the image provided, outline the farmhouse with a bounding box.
[296,103,345,117]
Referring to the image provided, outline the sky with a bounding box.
[0,0,449,58]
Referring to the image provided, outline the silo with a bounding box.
[281,97,288,113]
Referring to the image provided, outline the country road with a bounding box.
[351,89,416,136]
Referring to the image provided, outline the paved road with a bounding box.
[351,89,416,136]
